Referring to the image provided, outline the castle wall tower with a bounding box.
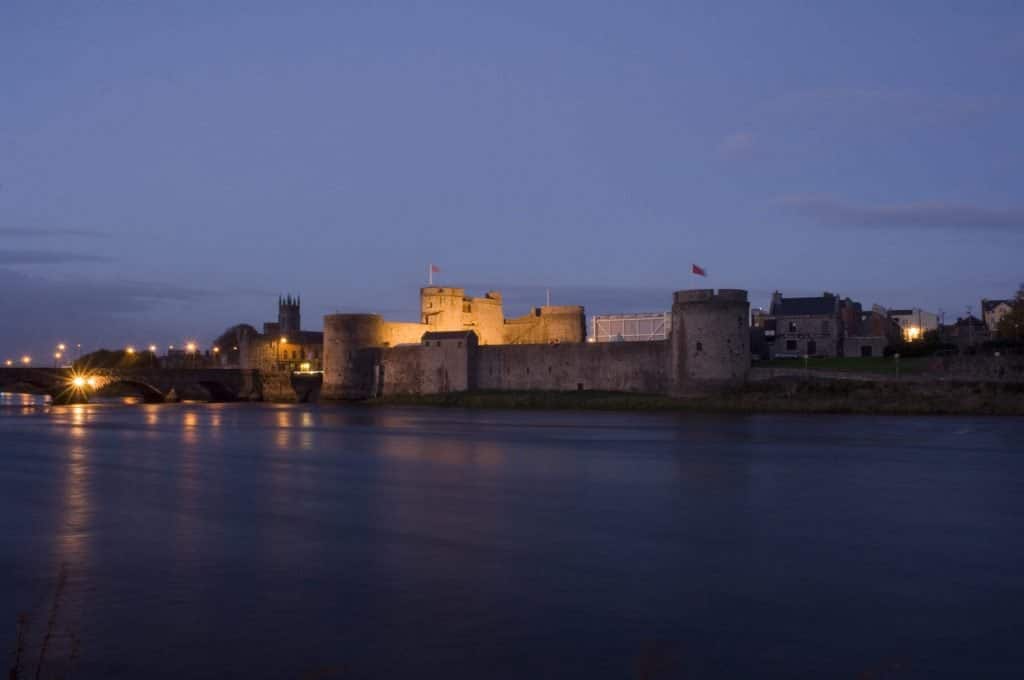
[670,289,750,394]
[420,287,466,330]
[322,314,385,399]
[279,295,301,336]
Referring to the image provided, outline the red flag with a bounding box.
[692,264,707,277]
[430,264,441,273]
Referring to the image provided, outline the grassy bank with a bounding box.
[753,356,930,375]
[367,382,1024,416]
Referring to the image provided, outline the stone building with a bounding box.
[763,292,846,358]
[239,296,324,373]
[322,287,750,400]
[981,299,1015,332]
[760,292,896,358]
[888,308,939,341]
[940,315,990,350]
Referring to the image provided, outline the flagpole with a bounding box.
[428,264,432,286]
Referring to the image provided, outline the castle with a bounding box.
[319,286,750,399]
[238,285,751,401]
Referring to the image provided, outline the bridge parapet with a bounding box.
[0,367,263,403]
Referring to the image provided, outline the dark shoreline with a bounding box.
[364,381,1024,416]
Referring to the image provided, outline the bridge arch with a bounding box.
[94,379,166,403]
[196,380,237,402]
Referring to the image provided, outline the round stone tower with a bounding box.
[322,314,385,399]
[670,289,750,394]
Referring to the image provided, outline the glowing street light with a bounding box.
[4,359,12,366]
[126,346,136,355]
[21,356,31,365]
[57,343,66,352]
[72,376,86,388]
[148,344,157,353]
[212,346,220,354]
[185,342,197,353]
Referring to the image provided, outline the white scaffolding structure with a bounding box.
[591,312,670,342]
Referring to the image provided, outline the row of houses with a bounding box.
[743,292,1019,359]
[749,292,898,359]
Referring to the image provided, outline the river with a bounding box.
[2,395,1022,678]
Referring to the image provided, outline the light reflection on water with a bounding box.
[1,403,1023,679]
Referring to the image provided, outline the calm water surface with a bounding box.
[2,394,1022,678]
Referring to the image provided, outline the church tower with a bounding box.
[278,294,301,335]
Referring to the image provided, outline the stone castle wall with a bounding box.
[323,287,751,399]
[473,341,670,393]
[381,336,474,395]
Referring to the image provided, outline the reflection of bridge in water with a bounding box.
[0,367,321,404]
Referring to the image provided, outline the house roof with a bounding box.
[981,299,1013,312]
[771,295,837,317]
[952,315,986,328]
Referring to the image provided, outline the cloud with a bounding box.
[777,195,1024,231]
[0,268,220,358]
[0,250,113,265]
[718,131,754,159]
[0,227,108,237]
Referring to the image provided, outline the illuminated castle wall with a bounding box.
[321,287,750,399]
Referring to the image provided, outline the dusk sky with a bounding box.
[3,1,1023,357]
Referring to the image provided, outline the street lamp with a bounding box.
[148,344,157,353]
[4,359,11,367]
[125,346,135,355]
[54,352,62,368]
[21,355,31,366]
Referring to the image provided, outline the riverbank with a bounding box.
[367,380,1024,415]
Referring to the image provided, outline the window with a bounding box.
[807,340,817,355]
[788,322,797,332]
[457,341,462,348]
[786,340,797,351]
[696,341,703,352]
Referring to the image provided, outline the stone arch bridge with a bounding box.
[0,367,266,404]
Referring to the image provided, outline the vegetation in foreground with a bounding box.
[367,381,1024,416]
[753,356,931,375]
